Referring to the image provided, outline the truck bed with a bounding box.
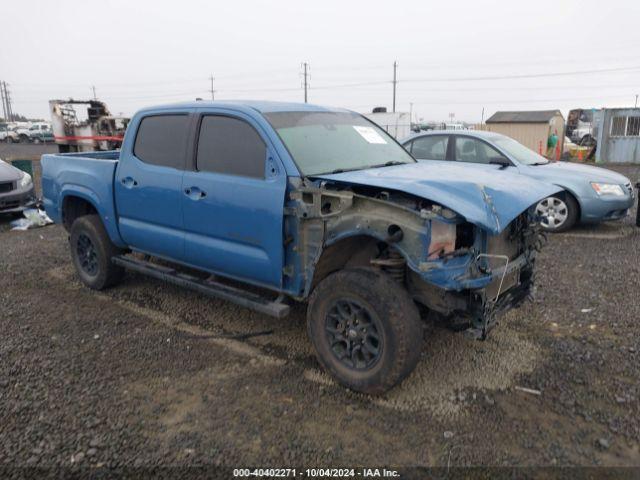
[49,150,121,161]
[41,150,122,243]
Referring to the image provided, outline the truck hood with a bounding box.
[0,159,24,182]
[315,162,562,235]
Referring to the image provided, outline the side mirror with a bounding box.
[489,158,511,169]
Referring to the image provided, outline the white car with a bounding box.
[27,123,54,143]
[0,124,19,143]
[12,125,32,144]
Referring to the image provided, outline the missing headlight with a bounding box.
[427,220,456,259]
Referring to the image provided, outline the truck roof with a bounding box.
[139,100,350,114]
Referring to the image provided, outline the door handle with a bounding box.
[121,176,138,188]
[184,187,206,200]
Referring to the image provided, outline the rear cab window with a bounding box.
[133,114,190,169]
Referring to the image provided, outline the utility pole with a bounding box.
[301,62,309,103]
[635,94,638,108]
[2,82,13,122]
[392,61,398,113]
[409,102,413,127]
[481,107,485,124]
[209,74,215,100]
[8,85,13,121]
[0,82,7,120]
[92,85,97,101]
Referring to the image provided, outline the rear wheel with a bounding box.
[536,193,579,232]
[307,267,423,394]
[69,214,124,290]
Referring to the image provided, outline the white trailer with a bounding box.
[364,111,413,139]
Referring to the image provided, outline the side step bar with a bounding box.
[112,255,290,319]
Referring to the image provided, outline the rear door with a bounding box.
[181,111,287,288]
[115,112,192,261]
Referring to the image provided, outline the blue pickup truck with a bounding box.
[42,101,560,393]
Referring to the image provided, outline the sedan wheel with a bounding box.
[535,194,578,232]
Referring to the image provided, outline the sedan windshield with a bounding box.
[492,136,549,165]
[264,111,415,175]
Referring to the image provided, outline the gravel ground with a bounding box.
[0,160,639,473]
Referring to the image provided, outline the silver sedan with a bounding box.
[0,158,36,214]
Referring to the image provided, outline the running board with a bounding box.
[112,256,290,318]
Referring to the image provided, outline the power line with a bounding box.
[402,65,640,83]
[11,90,210,104]
[8,63,640,96]
[409,93,639,106]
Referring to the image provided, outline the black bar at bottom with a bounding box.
[112,255,290,319]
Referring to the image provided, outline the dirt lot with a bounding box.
[1,149,639,473]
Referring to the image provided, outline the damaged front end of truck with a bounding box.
[283,171,556,339]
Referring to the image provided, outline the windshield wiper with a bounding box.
[530,161,549,166]
[319,161,407,175]
[369,160,408,169]
[328,168,361,174]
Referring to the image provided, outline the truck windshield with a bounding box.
[264,111,415,176]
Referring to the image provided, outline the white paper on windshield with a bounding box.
[353,126,387,144]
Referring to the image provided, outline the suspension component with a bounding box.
[370,249,406,282]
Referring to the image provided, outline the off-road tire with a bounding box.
[307,267,423,394]
[69,214,124,290]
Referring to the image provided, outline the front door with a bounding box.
[181,112,287,288]
[115,112,191,261]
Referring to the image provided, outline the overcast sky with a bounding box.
[2,0,639,123]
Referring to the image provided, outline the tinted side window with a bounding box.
[196,116,266,178]
[134,115,189,168]
[411,136,449,160]
[454,137,507,164]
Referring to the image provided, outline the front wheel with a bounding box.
[70,214,124,290]
[307,267,423,394]
[535,193,579,232]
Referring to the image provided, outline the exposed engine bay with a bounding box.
[284,177,547,339]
